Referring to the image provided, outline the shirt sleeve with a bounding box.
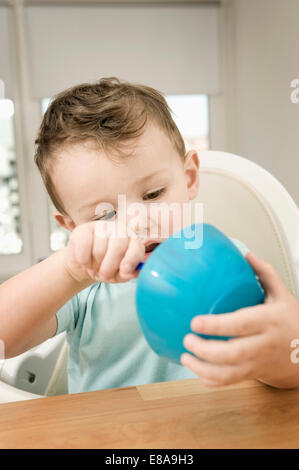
[230,237,250,257]
[54,295,79,336]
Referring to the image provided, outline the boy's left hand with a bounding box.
[181,252,299,389]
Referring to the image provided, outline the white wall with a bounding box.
[227,0,299,205]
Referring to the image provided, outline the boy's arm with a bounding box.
[0,248,92,358]
[0,220,145,359]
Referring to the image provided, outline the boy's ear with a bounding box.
[184,149,200,201]
[53,211,76,232]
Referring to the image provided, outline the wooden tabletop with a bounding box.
[1,378,299,449]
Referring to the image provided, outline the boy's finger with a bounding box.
[73,223,94,266]
[90,229,109,274]
[97,235,129,280]
[120,237,145,276]
[180,352,251,386]
[245,251,288,298]
[191,304,267,337]
[183,331,264,365]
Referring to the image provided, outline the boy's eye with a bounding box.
[95,209,116,221]
[93,189,165,220]
[143,188,165,201]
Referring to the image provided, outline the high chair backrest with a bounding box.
[194,151,299,299]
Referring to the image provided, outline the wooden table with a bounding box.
[1,378,299,449]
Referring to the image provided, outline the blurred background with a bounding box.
[0,0,298,280]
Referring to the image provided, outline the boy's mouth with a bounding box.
[143,241,161,261]
[145,242,160,253]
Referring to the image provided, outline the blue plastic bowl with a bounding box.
[136,223,265,364]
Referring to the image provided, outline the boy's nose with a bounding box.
[128,219,148,239]
[126,212,158,240]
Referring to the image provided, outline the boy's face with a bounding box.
[52,122,200,242]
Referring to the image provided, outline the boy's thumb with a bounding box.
[245,251,287,298]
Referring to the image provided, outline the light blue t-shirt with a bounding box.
[54,238,249,394]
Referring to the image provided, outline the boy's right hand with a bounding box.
[62,220,146,284]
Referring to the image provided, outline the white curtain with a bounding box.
[24,3,220,98]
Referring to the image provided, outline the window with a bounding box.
[41,94,209,251]
[0,98,22,254]
[166,94,210,152]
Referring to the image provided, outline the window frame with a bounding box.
[0,2,52,282]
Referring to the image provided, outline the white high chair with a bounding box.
[0,150,298,404]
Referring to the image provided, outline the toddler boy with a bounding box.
[0,77,249,393]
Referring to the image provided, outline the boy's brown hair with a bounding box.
[34,77,186,216]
